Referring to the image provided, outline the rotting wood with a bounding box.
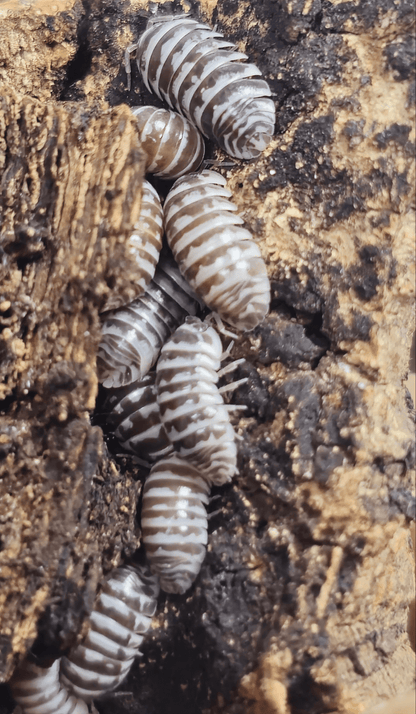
[0,0,415,712]
[0,85,146,681]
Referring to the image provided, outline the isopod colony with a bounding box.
[9,12,275,712]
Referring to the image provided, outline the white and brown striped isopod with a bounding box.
[141,454,210,594]
[104,372,173,463]
[127,16,275,160]
[60,564,159,701]
[156,317,243,486]
[164,170,270,332]
[126,179,163,293]
[97,251,203,388]
[9,659,88,714]
[132,106,204,178]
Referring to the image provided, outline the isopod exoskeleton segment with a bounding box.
[164,170,270,332]
[60,564,159,701]
[97,251,204,388]
[131,16,275,160]
[104,372,173,463]
[9,659,88,714]
[156,317,238,486]
[141,454,210,594]
[132,105,204,178]
[126,179,163,293]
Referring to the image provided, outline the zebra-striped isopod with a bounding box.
[132,106,204,178]
[97,251,203,388]
[156,317,241,486]
[164,170,270,332]
[126,179,163,294]
[9,659,88,714]
[128,16,275,160]
[60,564,159,701]
[104,372,173,463]
[141,454,210,594]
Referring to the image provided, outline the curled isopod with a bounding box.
[132,105,204,178]
[60,564,159,701]
[141,454,210,594]
[97,251,203,388]
[127,16,275,160]
[9,659,88,714]
[156,316,245,486]
[164,170,270,331]
[126,179,163,293]
[104,372,173,463]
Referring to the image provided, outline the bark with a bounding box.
[0,75,147,681]
[0,0,414,713]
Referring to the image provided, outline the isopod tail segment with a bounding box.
[9,659,89,714]
[60,564,159,702]
[141,454,210,594]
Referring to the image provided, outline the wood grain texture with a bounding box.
[0,84,146,681]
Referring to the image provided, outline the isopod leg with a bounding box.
[125,43,139,91]
[205,312,239,340]
[202,159,237,170]
[217,358,246,378]
[219,380,248,396]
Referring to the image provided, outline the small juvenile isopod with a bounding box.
[60,564,159,701]
[127,16,275,160]
[164,170,270,331]
[9,659,88,714]
[141,454,210,594]
[132,105,205,178]
[104,372,173,463]
[126,179,163,293]
[97,251,203,388]
[156,316,245,486]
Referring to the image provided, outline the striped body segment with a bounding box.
[156,317,237,486]
[60,565,159,701]
[164,170,270,331]
[127,179,163,293]
[134,16,275,159]
[141,455,210,594]
[97,252,203,388]
[132,106,204,178]
[9,660,88,714]
[104,372,173,463]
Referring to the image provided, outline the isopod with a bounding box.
[141,454,210,594]
[132,105,204,178]
[97,250,203,388]
[156,316,244,486]
[164,170,270,331]
[60,564,159,701]
[127,16,275,160]
[104,372,173,463]
[126,179,163,293]
[9,659,88,714]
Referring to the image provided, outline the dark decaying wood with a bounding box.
[0,0,415,713]
[0,83,146,684]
